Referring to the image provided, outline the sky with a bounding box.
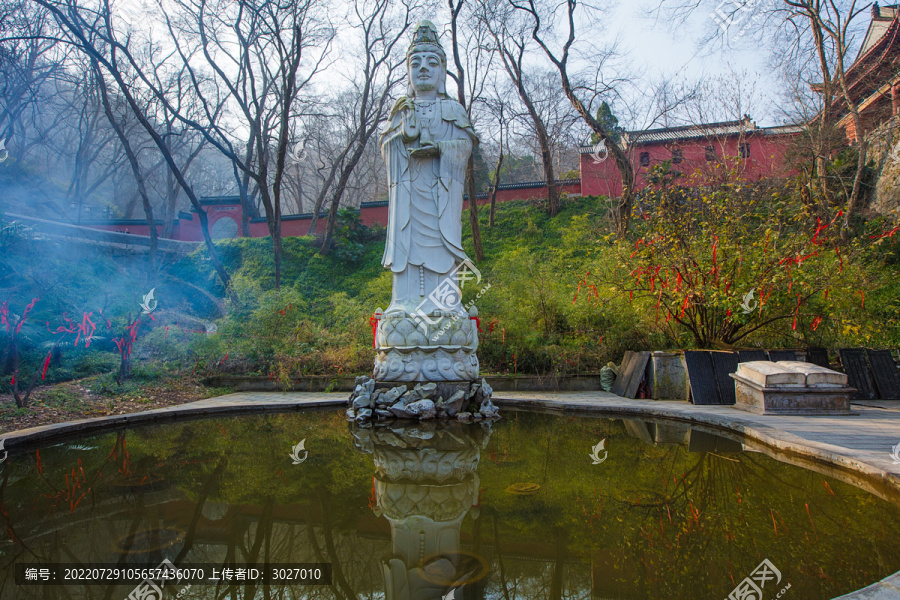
[613,1,781,126]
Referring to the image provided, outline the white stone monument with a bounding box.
[373,21,480,385]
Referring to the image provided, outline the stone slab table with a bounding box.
[730,360,855,415]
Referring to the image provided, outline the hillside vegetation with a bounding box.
[2,182,899,400]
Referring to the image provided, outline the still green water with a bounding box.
[0,409,898,600]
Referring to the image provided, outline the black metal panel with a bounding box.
[767,349,798,362]
[709,351,740,405]
[737,350,768,363]
[838,348,876,400]
[806,348,830,369]
[684,351,720,405]
[867,349,900,400]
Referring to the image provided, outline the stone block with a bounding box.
[730,361,854,415]
[735,361,806,388]
[405,399,436,420]
[776,361,848,387]
[647,352,689,400]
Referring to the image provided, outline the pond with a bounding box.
[0,408,898,599]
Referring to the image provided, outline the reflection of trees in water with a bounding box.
[1,412,900,599]
[476,413,900,599]
[0,415,392,600]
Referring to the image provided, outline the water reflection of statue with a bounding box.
[352,422,492,600]
[381,20,478,317]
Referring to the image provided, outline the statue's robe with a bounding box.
[380,96,478,315]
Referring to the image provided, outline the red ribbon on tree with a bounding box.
[872,225,900,240]
[369,314,379,348]
[41,352,52,380]
[470,316,482,332]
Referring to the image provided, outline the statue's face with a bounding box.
[409,51,443,93]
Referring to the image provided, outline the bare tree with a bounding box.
[478,0,561,216]
[161,0,335,287]
[92,58,159,262]
[0,2,65,153]
[782,0,870,235]
[654,0,872,233]
[34,0,233,289]
[57,69,125,223]
[448,0,494,260]
[482,91,511,226]
[315,0,418,255]
[510,0,636,234]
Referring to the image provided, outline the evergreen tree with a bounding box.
[590,101,623,144]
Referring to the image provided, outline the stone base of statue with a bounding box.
[373,312,479,382]
[354,309,498,423]
[347,376,498,424]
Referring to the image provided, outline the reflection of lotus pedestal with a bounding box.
[352,423,492,600]
[350,311,498,424]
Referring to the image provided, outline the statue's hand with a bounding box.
[409,143,439,158]
[395,97,415,114]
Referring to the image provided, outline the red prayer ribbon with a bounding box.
[369,315,379,348]
[41,352,52,380]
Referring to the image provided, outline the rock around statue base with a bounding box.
[347,376,499,424]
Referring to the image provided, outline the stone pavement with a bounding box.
[833,572,900,600]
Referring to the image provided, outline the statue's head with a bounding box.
[406,20,447,97]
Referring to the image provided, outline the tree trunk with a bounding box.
[520,93,558,216]
[116,352,131,385]
[489,151,503,227]
[843,136,869,236]
[321,142,368,254]
[94,59,158,266]
[308,152,347,236]
[537,129,559,216]
[449,0,486,254]
[466,156,484,260]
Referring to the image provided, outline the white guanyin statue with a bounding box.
[373,21,480,384]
